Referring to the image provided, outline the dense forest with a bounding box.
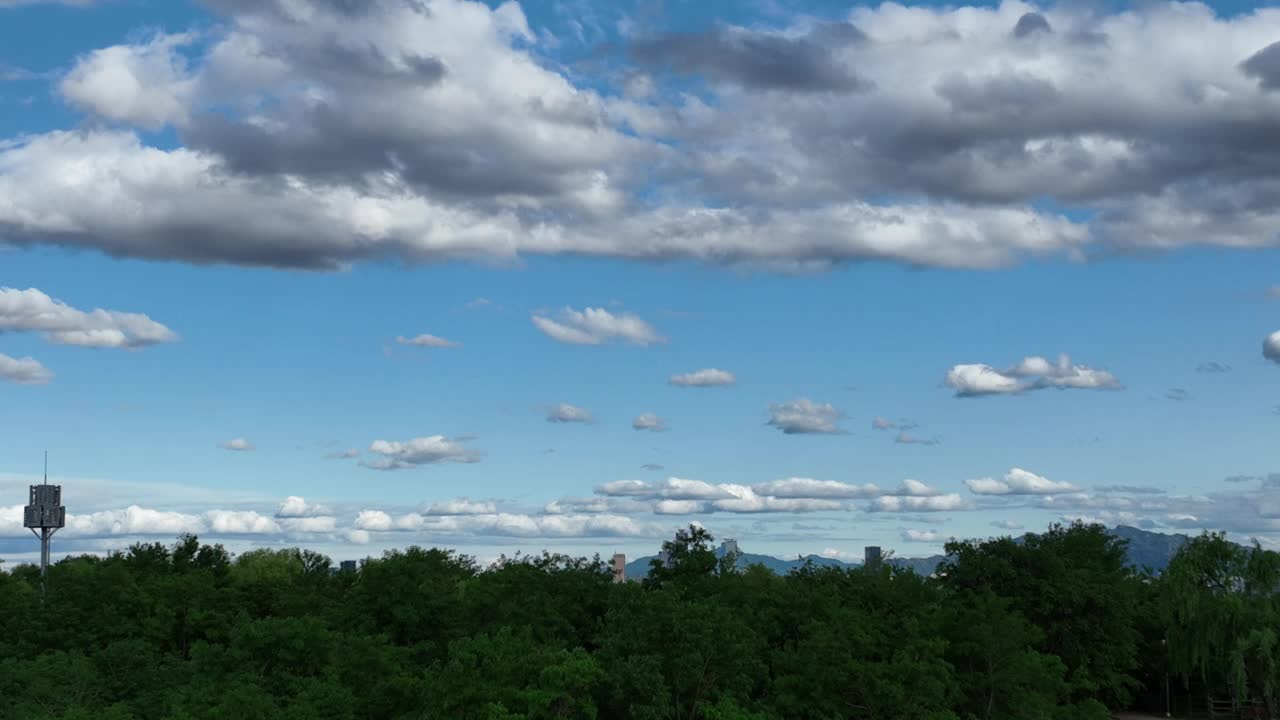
[0,522,1277,720]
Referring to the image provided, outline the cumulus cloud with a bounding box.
[532,307,664,346]
[395,334,460,348]
[870,494,968,513]
[0,287,178,349]
[424,498,497,516]
[965,468,1079,496]
[2,1,1280,274]
[668,368,736,387]
[945,354,1120,397]
[1265,331,1280,364]
[0,505,285,539]
[354,508,663,538]
[362,435,480,470]
[767,398,844,434]
[60,32,196,130]
[0,354,52,385]
[218,437,255,452]
[276,496,331,518]
[632,413,667,432]
[546,403,593,424]
[751,478,881,499]
[596,477,734,501]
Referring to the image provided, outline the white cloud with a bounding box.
[353,509,664,538]
[871,416,896,430]
[546,403,593,424]
[424,498,497,515]
[1264,331,1280,364]
[767,397,844,434]
[751,478,881,499]
[395,334,460,348]
[945,354,1121,397]
[632,413,667,432]
[870,494,968,513]
[363,435,480,470]
[894,430,940,446]
[668,368,736,387]
[281,516,338,533]
[60,32,195,130]
[965,468,1080,496]
[596,477,734,501]
[0,287,177,349]
[0,354,52,385]
[532,307,664,346]
[344,529,371,545]
[990,520,1024,530]
[353,510,393,531]
[205,510,281,534]
[900,528,943,543]
[218,437,255,452]
[276,496,331,518]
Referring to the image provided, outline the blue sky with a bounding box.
[1,0,1279,564]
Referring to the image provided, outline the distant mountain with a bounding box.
[619,525,1198,582]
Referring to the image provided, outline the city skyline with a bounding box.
[2,0,1280,565]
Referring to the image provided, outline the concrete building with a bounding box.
[721,539,739,556]
[864,546,882,569]
[611,553,626,583]
[339,560,358,573]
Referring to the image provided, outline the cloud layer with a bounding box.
[3,1,1280,273]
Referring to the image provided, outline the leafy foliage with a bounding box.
[0,523,1275,719]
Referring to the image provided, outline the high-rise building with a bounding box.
[657,549,673,568]
[611,553,626,583]
[721,538,739,556]
[339,560,358,573]
[864,546,882,569]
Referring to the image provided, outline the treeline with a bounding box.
[0,522,1276,720]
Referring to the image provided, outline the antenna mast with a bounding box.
[24,452,65,600]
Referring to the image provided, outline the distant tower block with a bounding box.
[339,560,357,574]
[24,453,65,599]
[611,553,626,583]
[864,546,882,569]
[722,538,739,556]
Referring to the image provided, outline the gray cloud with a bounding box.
[1197,361,1232,373]
[324,448,360,460]
[1242,41,1280,91]
[631,23,865,93]
[4,2,1280,275]
[1265,331,1280,364]
[1165,388,1189,402]
[894,430,940,446]
[640,463,664,471]
[1012,12,1052,39]
[0,354,52,385]
[767,398,844,435]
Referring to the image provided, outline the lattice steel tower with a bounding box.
[23,453,65,598]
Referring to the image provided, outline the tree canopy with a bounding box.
[0,523,1275,719]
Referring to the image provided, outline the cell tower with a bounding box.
[23,452,65,599]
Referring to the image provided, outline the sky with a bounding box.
[1,0,1279,566]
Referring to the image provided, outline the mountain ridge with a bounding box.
[622,525,1196,580]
